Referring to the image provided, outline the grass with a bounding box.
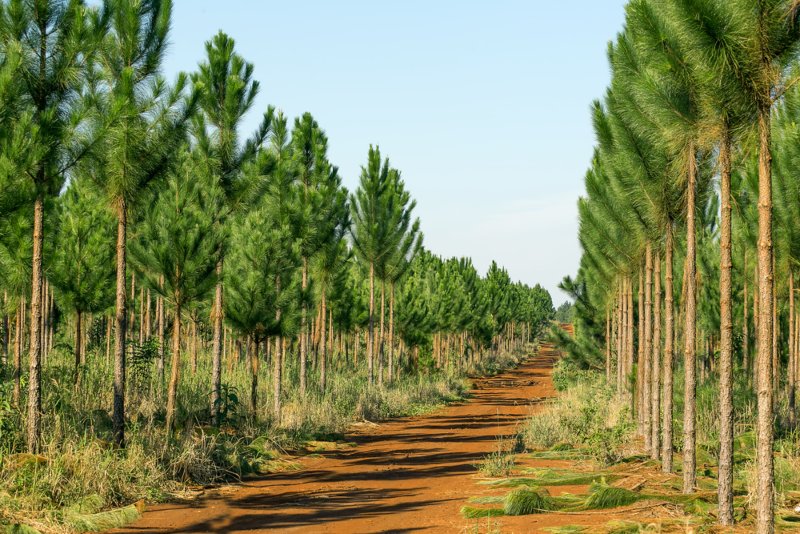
[503,487,556,515]
[0,340,530,533]
[476,437,517,478]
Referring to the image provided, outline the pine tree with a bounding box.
[190,31,272,425]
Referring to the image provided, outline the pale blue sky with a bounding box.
[162,1,627,304]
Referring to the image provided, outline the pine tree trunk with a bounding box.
[683,146,698,494]
[378,282,385,387]
[157,282,165,382]
[166,299,182,435]
[13,298,23,407]
[368,262,375,385]
[113,199,128,449]
[755,105,775,534]
[106,313,112,364]
[754,261,760,386]
[211,259,224,426]
[718,131,734,524]
[2,291,8,370]
[627,275,634,402]
[643,244,653,452]
[320,292,327,394]
[606,305,611,382]
[145,288,151,341]
[139,286,144,344]
[617,283,623,393]
[251,337,259,415]
[191,320,198,375]
[789,271,795,427]
[273,276,283,422]
[300,256,308,396]
[41,280,48,364]
[651,251,662,461]
[273,336,282,422]
[74,309,82,387]
[637,268,644,426]
[26,195,44,453]
[744,254,750,379]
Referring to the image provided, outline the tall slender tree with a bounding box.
[190,31,271,425]
[92,0,193,447]
[2,0,97,452]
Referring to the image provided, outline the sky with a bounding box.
[161,1,627,305]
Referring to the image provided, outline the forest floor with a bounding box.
[109,344,687,534]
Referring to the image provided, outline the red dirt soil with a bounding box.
[112,344,632,533]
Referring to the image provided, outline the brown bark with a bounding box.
[617,283,623,393]
[790,271,796,427]
[157,281,165,382]
[166,299,181,435]
[368,262,375,385]
[683,147,698,494]
[74,310,82,387]
[299,256,308,396]
[718,131,734,525]
[211,259,223,425]
[250,337,259,415]
[643,244,653,452]
[320,292,327,394]
[755,106,775,534]
[26,196,44,453]
[13,298,23,407]
[744,254,750,378]
[606,305,611,382]
[378,282,385,386]
[2,291,8,369]
[191,320,198,375]
[113,199,128,448]
[651,251,662,461]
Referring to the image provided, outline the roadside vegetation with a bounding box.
[547,0,800,532]
[464,361,800,532]
[0,1,555,532]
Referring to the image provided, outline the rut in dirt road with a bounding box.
[112,345,560,534]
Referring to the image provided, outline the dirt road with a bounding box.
[115,346,562,533]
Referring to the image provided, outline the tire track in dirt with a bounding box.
[113,345,562,533]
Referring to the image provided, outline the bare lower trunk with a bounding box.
[378,282,385,387]
[251,338,259,415]
[300,257,308,396]
[643,244,653,452]
[157,280,165,382]
[273,277,283,422]
[166,301,182,435]
[26,196,44,453]
[113,199,128,449]
[191,320,198,374]
[637,266,645,430]
[74,309,82,387]
[744,254,750,379]
[606,305,611,382]
[617,283,623,393]
[650,251,662,461]
[320,292,327,394]
[211,259,223,425]
[368,262,375,385]
[389,283,395,382]
[2,292,8,369]
[718,131,734,525]
[755,106,775,534]
[790,271,795,427]
[683,146,697,494]
[13,299,23,407]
